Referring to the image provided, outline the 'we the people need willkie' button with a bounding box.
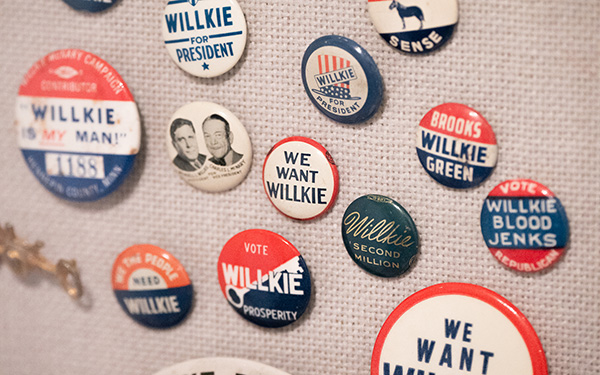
[417,103,498,189]
[481,179,569,272]
[15,49,141,202]
[112,244,193,328]
[372,283,548,375]
[218,229,311,328]
[162,0,247,78]
[342,195,419,277]
[263,137,339,220]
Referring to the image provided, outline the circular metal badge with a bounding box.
[263,137,339,220]
[416,103,498,189]
[342,194,419,277]
[62,0,118,12]
[15,49,141,201]
[112,244,193,328]
[481,179,569,272]
[368,0,458,54]
[153,357,292,375]
[162,0,248,78]
[372,283,548,375]
[166,101,252,192]
[301,35,383,124]
[218,229,311,328]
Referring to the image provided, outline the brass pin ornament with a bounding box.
[0,224,83,299]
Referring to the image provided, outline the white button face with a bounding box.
[166,101,252,192]
[153,357,292,375]
[162,0,248,78]
[263,137,339,220]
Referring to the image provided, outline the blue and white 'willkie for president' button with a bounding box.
[302,35,383,124]
[62,0,118,12]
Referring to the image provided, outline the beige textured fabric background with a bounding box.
[0,0,599,374]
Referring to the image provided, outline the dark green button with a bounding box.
[342,194,419,277]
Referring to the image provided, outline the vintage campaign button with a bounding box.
[112,244,193,328]
[15,49,141,202]
[342,195,418,277]
[372,283,548,375]
[263,137,339,220]
[481,179,569,272]
[166,101,252,192]
[368,0,458,54]
[62,0,118,12]
[301,35,383,124]
[162,0,247,78]
[218,229,311,328]
[153,357,292,375]
[416,103,498,189]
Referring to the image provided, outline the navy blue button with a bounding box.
[63,0,118,12]
[342,195,419,277]
[301,35,383,124]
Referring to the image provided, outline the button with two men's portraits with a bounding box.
[166,101,252,192]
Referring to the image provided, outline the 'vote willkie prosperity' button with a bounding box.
[62,0,118,12]
[481,179,569,272]
[368,0,458,54]
[372,283,548,375]
[162,0,247,78]
[15,49,141,202]
[342,195,419,277]
[153,357,292,375]
[112,244,193,328]
[263,137,339,220]
[302,35,383,124]
[218,229,311,328]
[417,103,497,189]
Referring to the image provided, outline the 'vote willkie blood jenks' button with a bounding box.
[218,229,311,328]
[162,0,247,78]
[153,357,292,375]
[368,0,458,54]
[62,0,118,12]
[112,244,193,328]
[263,137,339,220]
[15,49,141,202]
[166,101,252,192]
[302,35,383,124]
[480,179,569,272]
[417,103,498,189]
[342,195,419,277]
[372,283,548,375]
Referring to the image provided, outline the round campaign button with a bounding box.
[166,101,252,192]
[62,0,118,12]
[162,0,247,78]
[263,137,339,220]
[342,195,419,277]
[112,244,193,328]
[218,229,311,328]
[416,103,498,189]
[15,49,141,202]
[368,0,458,54]
[480,179,569,272]
[301,35,383,124]
[372,283,548,375]
[153,357,292,375]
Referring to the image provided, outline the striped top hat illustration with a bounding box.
[312,54,361,101]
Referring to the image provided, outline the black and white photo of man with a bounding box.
[202,114,243,166]
[170,118,207,171]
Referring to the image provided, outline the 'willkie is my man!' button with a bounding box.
[112,244,193,328]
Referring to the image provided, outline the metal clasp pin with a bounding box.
[0,223,83,299]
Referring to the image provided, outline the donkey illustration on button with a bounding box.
[389,0,424,30]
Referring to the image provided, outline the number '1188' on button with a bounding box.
[45,152,106,179]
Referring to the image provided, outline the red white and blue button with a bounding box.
[302,35,383,124]
[368,0,459,54]
[417,103,497,189]
[112,244,193,328]
[481,179,569,272]
[218,229,311,328]
[372,283,548,375]
[15,49,141,201]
